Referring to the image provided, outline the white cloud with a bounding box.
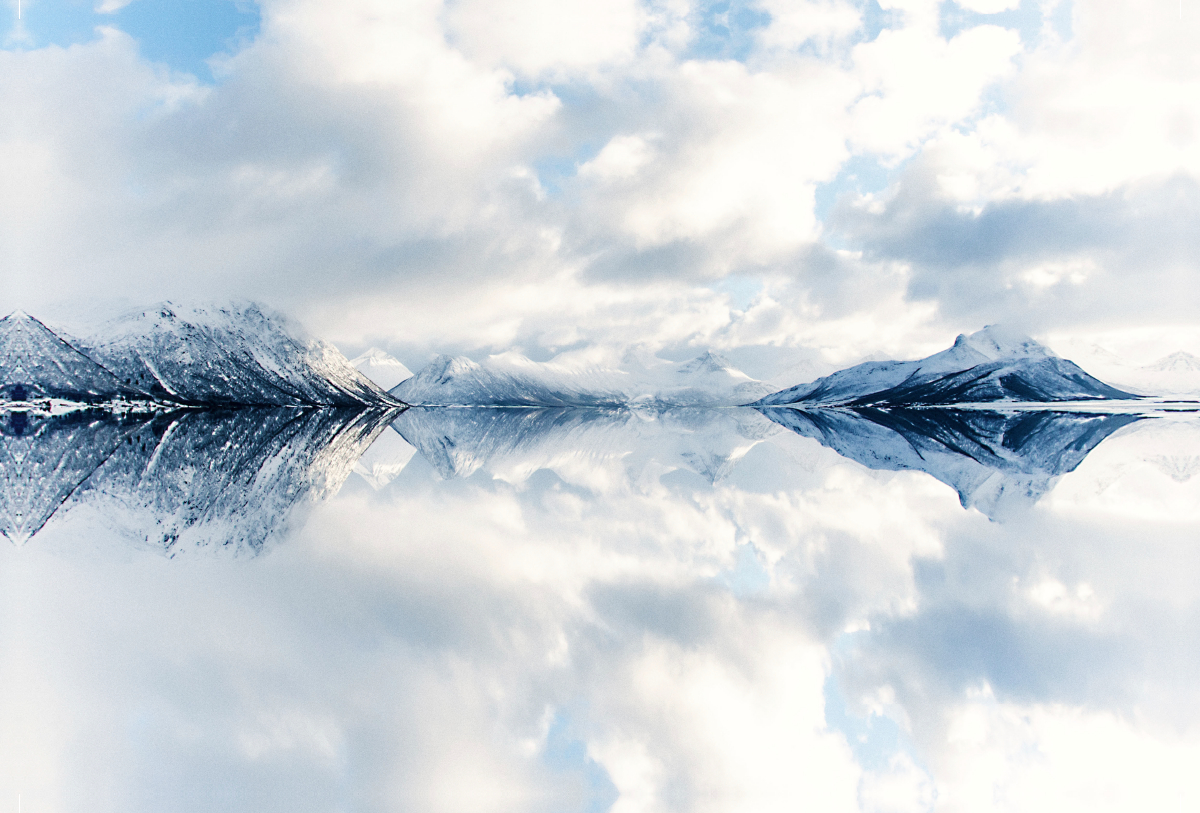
[956,0,1020,12]
[578,134,657,183]
[755,0,862,51]
[443,0,647,78]
[937,693,1200,813]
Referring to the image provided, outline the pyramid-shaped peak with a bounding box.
[953,325,1054,362]
[678,350,743,376]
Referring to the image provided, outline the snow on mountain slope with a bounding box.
[392,350,772,407]
[0,312,142,403]
[757,406,1144,519]
[351,347,414,391]
[755,325,1138,406]
[1106,352,1200,399]
[79,303,398,407]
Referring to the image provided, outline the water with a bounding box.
[3,401,1198,811]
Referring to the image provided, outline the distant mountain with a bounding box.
[80,303,398,407]
[351,347,414,391]
[0,312,143,403]
[1,406,398,551]
[393,350,771,407]
[1146,351,1200,372]
[755,326,1138,406]
[757,406,1143,518]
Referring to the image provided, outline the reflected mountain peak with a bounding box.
[757,406,1145,518]
[2,405,400,552]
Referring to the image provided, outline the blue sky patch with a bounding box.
[542,710,620,813]
[939,0,1044,47]
[7,0,259,80]
[815,154,899,223]
[684,0,772,62]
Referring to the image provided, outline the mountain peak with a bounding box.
[756,325,1131,406]
[350,347,413,390]
[678,350,736,375]
[954,325,1054,361]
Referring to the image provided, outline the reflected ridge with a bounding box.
[757,406,1144,516]
[2,406,398,551]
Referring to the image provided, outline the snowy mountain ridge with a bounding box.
[0,311,147,404]
[78,303,399,407]
[393,349,773,407]
[755,325,1138,407]
[0,303,400,408]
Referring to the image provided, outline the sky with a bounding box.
[2,0,1198,375]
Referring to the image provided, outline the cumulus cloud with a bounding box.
[831,171,1200,330]
[0,0,1101,368]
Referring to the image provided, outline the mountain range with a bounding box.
[0,304,1178,547]
[2,304,395,408]
[391,325,1143,409]
[392,350,773,407]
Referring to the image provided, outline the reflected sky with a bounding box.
[4,401,1199,811]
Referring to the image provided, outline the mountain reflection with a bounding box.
[0,402,1171,547]
[758,406,1144,517]
[391,406,778,481]
[393,404,1153,517]
[1,407,397,550]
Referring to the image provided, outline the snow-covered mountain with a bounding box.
[2,406,398,551]
[0,312,143,403]
[79,303,398,407]
[351,347,414,391]
[755,325,1139,406]
[1111,352,1200,399]
[392,350,772,407]
[757,406,1143,518]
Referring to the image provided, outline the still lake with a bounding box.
[2,402,1198,812]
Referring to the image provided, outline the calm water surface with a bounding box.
[2,406,1198,812]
